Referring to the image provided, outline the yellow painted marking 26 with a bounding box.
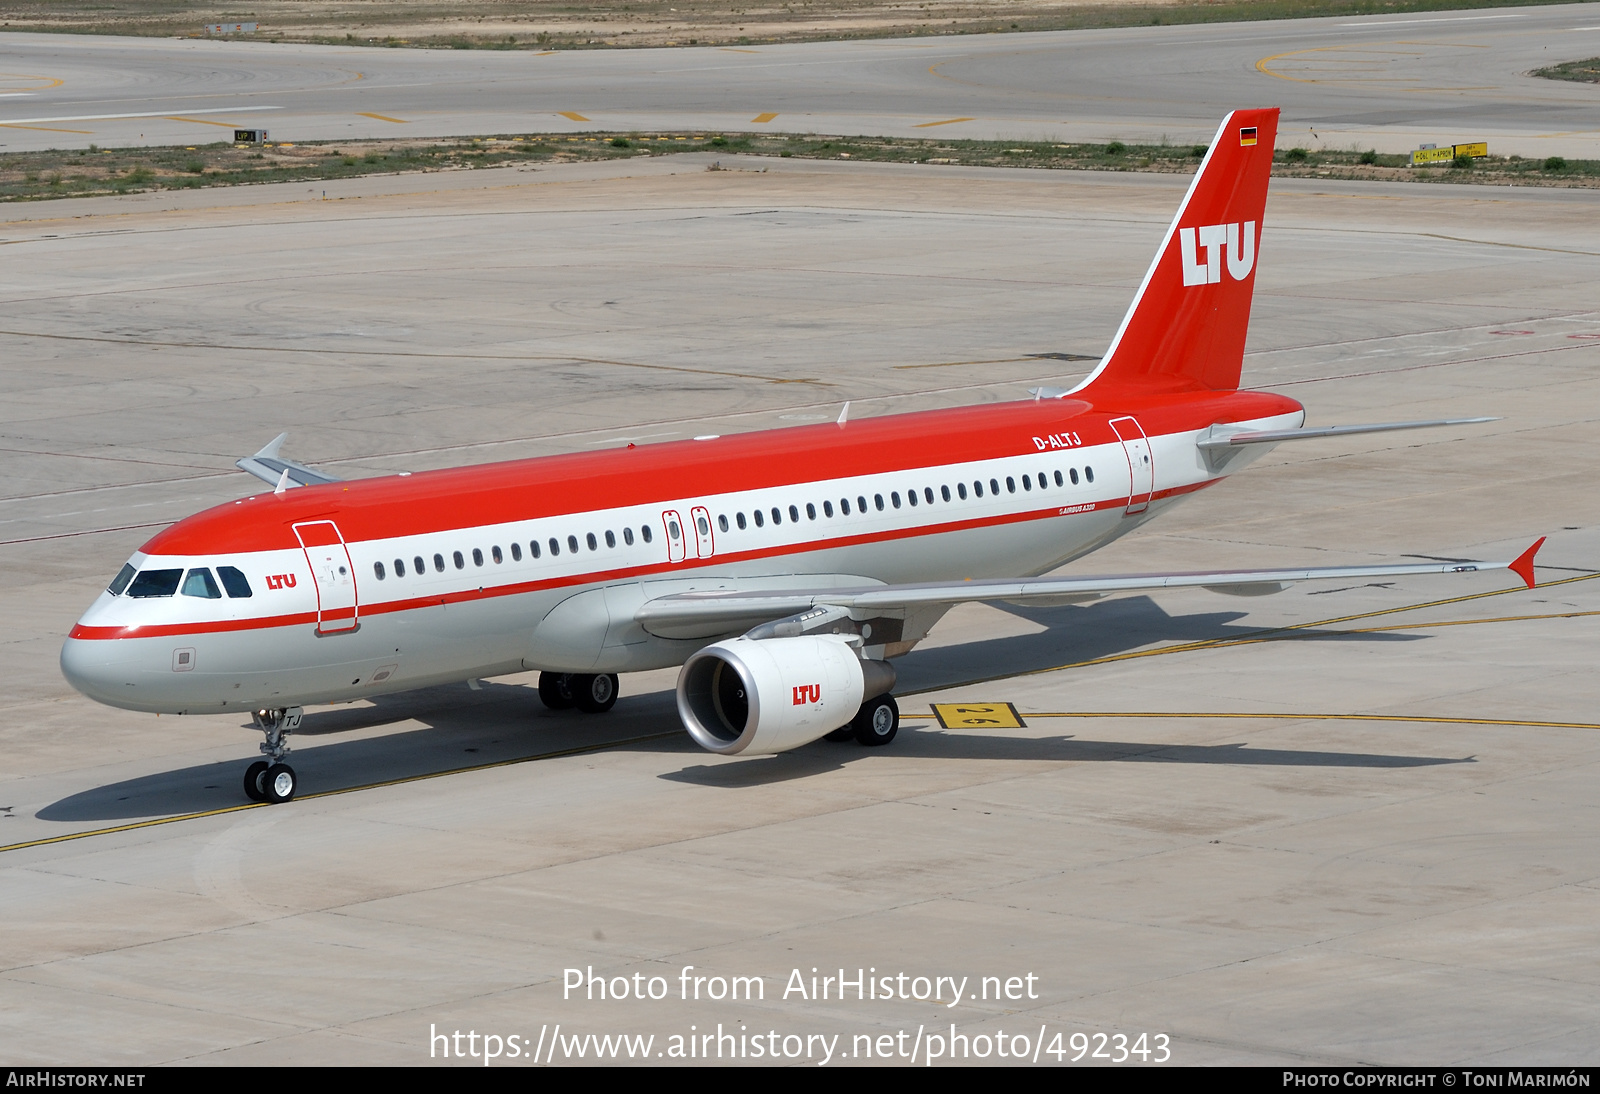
[932,702,1026,729]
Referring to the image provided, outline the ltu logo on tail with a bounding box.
[1179,221,1256,286]
[792,684,821,705]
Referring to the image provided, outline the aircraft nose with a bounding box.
[60,635,134,708]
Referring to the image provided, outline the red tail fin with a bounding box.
[1073,108,1279,400]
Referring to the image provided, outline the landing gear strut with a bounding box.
[538,672,619,714]
[245,707,302,804]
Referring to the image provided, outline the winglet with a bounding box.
[255,432,289,460]
[273,468,291,495]
[837,402,849,426]
[1508,536,1544,589]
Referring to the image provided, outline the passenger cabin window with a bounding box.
[586,533,597,551]
[510,543,522,562]
[393,558,406,578]
[567,535,579,554]
[754,510,764,528]
[824,500,834,518]
[1069,468,1079,485]
[736,512,747,530]
[434,553,446,573]
[1055,470,1065,487]
[108,563,136,596]
[218,566,252,598]
[623,528,634,546]
[472,548,484,567]
[415,555,427,574]
[941,485,951,502]
[530,541,542,559]
[181,568,222,598]
[770,508,782,526]
[606,530,617,548]
[549,538,560,557]
[492,546,503,564]
[128,569,183,598]
[453,551,465,570]
[373,562,386,581]
[958,483,968,500]
[806,503,816,521]
[1085,467,1095,483]
[642,525,654,544]
[926,487,936,504]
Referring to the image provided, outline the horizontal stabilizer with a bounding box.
[1198,418,1498,450]
[636,541,1541,634]
[236,433,342,489]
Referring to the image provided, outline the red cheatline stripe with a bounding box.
[68,480,1219,641]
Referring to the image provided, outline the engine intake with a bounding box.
[677,636,895,756]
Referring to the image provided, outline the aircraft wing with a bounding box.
[635,538,1543,638]
[1197,417,1497,449]
[236,433,342,488]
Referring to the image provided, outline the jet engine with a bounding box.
[677,635,896,756]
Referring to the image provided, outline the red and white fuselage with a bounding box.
[61,391,1303,715]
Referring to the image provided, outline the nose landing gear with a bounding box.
[244,707,302,803]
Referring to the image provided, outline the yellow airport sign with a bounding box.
[1411,142,1487,166]
[931,702,1027,729]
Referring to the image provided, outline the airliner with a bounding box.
[60,108,1541,805]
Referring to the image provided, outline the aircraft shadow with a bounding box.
[892,594,1419,694]
[660,731,1472,787]
[37,681,693,823]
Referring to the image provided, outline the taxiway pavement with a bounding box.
[2,4,1600,155]
[0,153,1597,1064]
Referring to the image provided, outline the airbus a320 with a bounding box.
[61,108,1542,804]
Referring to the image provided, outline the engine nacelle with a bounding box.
[677,636,894,756]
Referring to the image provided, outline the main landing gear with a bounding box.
[824,693,900,747]
[538,671,619,714]
[244,707,302,804]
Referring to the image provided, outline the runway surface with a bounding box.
[1,151,1597,1064]
[2,4,1600,156]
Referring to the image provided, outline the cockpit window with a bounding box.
[181,568,222,599]
[108,564,136,596]
[217,566,252,598]
[127,569,183,598]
